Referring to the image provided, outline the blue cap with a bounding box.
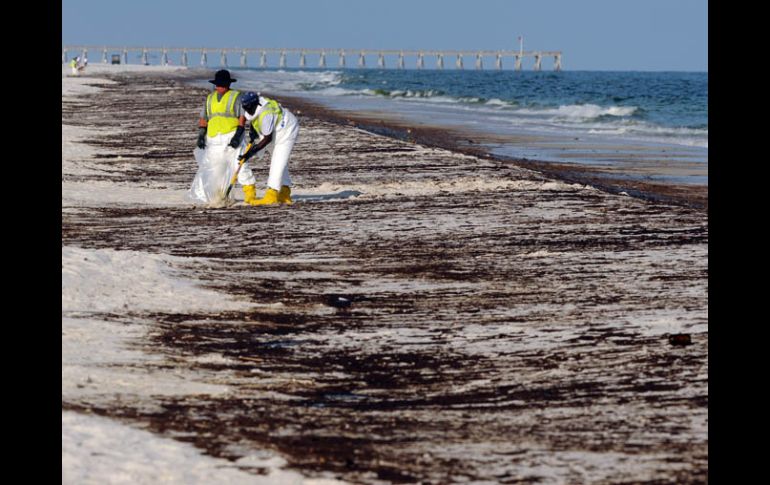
[242,91,260,114]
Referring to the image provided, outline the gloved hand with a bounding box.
[229,126,245,148]
[242,144,259,161]
[196,127,207,149]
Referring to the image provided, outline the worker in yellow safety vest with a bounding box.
[239,91,300,205]
[194,69,259,204]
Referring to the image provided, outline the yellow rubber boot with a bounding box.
[242,185,258,204]
[278,186,293,205]
[250,187,280,206]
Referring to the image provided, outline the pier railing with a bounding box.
[62,46,562,71]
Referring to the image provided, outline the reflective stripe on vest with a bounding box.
[250,98,283,136]
[206,90,240,137]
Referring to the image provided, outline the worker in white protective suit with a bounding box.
[70,57,79,75]
[239,91,299,205]
[188,69,259,205]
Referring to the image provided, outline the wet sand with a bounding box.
[269,94,708,210]
[62,70,708,484]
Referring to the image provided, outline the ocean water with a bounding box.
[203,69,708,186]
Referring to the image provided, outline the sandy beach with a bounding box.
[62,66,708,483]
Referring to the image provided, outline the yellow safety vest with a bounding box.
[69,60,76,68]
[206,90,241,137]
[250,97,283,136]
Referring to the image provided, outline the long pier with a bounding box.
[62,46,563,71]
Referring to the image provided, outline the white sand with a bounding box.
[62,68,344,484]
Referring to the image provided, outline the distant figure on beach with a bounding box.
[238,91,300,205]
[70,57,79,75]
[188,69,257,205]
[78,55,88,72]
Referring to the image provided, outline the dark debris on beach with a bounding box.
[63,72,708,484]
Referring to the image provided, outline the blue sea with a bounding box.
[199,69,708,186]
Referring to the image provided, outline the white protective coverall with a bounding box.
[245,95,299,191]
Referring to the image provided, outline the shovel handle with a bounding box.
[224,142,253,199]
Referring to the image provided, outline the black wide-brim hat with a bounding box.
[209,69,237,86]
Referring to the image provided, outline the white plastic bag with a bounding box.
[187,145,241,207]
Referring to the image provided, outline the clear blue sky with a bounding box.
[62,0,707,71]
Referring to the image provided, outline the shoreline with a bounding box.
[270,93,708,210]
[100,65,706,210]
